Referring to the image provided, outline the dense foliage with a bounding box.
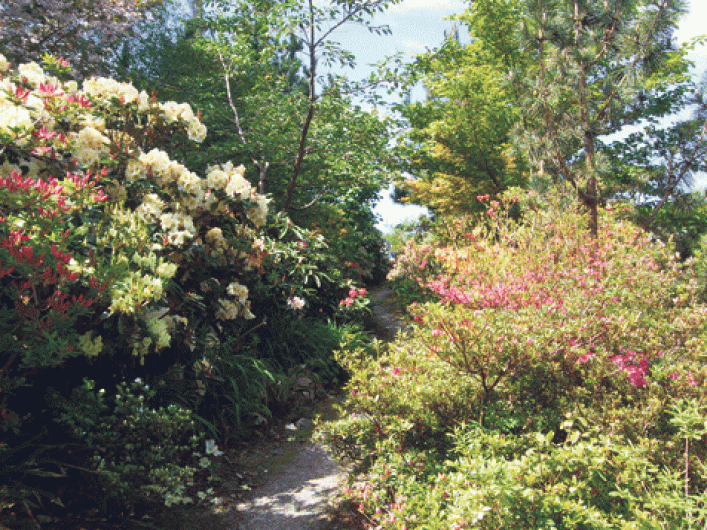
[2,0,707,527]
[0,54,369,527]
[322,189,707,528]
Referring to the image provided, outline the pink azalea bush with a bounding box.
[320,189,707,528]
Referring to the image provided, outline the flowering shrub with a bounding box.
[335,283,371,324]
[48,378,210,514]
[386,237,439,308]
[320,190,707,527]
[0,53,316,524]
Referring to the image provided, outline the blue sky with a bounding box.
[338,0,707,232]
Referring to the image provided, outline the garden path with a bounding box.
[225,285,406,530]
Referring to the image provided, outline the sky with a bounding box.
[333,0,707,232]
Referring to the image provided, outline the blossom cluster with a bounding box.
[340,287,367,307]
[287,296,305,310]
[0,55,272,362]
[401,190,706,397]
[216,282,255,320]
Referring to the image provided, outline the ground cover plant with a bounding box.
[0,54,371,527]
[320,189,707,528]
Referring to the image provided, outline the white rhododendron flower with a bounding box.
[83,76,139,104]
[74,146,101,167]
[17,62,45,87]
[206,168,229,190]
[160,212,195,233]
[138,90,150,112]
[160,101,194,123]
[216,299,240,320]
[155,262,178,279]
[287,297,305,310]
[139,149,189,186]
[0,54,10,73]
[205,227,227,251]
[176,170,204,197]
[78,113,106,132]
[64,80,78,94]
[248,196,269,227]
[226,282,248,304]
[0,102,33,135]
[76,126,108,150]
[145,311,171,350]
[136,193,165,223]
[225,172,252,200]
[126,159,147,181]
[139,148,171,174]
[187,120,207,143]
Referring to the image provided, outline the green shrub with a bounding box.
[320,190,707,528]
[0,53,362,525]
[49,378,206,514]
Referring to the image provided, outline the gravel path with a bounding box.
[226,285,405,530]
[229,441,343,529]
[366,286,409,341]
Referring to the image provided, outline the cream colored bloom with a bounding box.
[136,194,165,223]
[160,211,195,233]
[0,54,10,73]
[216,299,240,320]
[177,170,204,197]
[206,168,228,190]
[0,101,32,134]
[139,148,180,186]
[187,120,207,143]
[126,159,147,181]
[225,172,252,199]
[77,126,108,150]
[287,296,305,310]
[63,80,78,94]
[160,101,194,124]
[83,77,139,104]
[17,62,45,87]
[205,227,225,245]
[226,282,248,304]
[155,262,178,279]
[74,147,101,167]
[145,312,171,350]
[138,90,150,112]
